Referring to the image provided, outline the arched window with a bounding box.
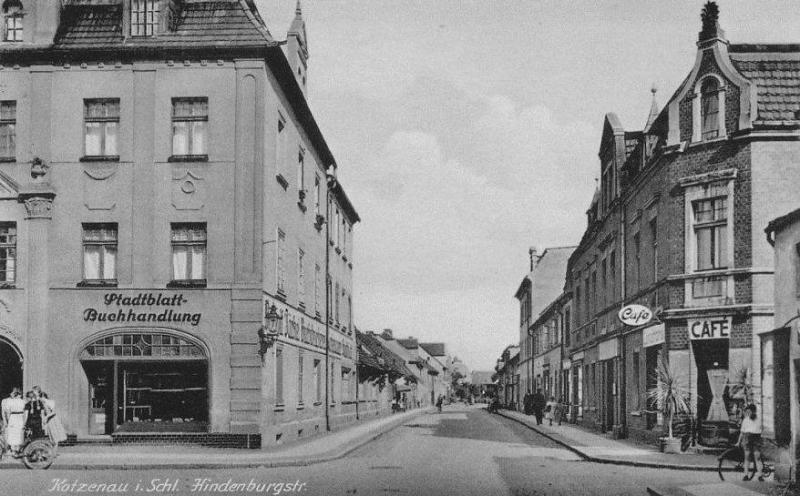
[700,78,720,140]
[81,332,205,358]
[2,0,24,42]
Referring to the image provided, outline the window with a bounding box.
[574,285,581,327]
[314,263,321,316]
[297,248,305,308]
[633,232,641,290]
[334,282,340,324]
[276,114,287,184]
[609,250,616,298]
[84,99,119,158]
[131,0,159,37]
[297,352,304,405]
[170,223,206,284]
[0,223,16,284]
[348,294,352,333]
[564,308,571,347]
[335,208,340,246]
[590,270,597,315]
[275,346,284,406]
[583,277,589,321]
[313,359,322,403]
[693,197,727,270]
[701,78,720,140]
[601,258,607,308]
[297,147,305,197]
[3,1,23,42]
[0,101,15,159]
[171,98,207,159]
[83,223,117,283]
[330,360,336,403]
[341,368,351,401]
[601,159,614,214]
[314,175,321,216]
[650,217,658,282]
[276,229,286,295]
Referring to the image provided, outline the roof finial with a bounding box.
[295,0,302,17]
[645,83,659,130]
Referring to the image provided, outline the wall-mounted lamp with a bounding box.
[258,304,283,356]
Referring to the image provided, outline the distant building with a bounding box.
[495,345,520,409]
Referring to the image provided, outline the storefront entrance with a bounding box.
[80,331,208,434]
[0,338,22,399]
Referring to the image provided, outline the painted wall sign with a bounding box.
[83,293,202,326]
[618,304,653,327]
[265,296,354,359]
[598,338,619,361]
[642,324,666,348]
[689,317,732,340]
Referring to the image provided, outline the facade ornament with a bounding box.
[30,157,49,180]
[21,196,54,219]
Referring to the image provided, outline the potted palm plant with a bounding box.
[648,356,692,453]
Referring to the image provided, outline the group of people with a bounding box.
[1,386,67,457]
[523,389,566,426]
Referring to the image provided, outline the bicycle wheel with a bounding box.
[718,447,745,481]
[22,439,55,470]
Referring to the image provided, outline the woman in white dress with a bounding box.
[40,392,67,445]
[1,388,26,455]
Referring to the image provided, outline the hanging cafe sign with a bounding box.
[618,304,654,327]
[83,293,202,326]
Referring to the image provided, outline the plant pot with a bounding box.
[660,436,683,454]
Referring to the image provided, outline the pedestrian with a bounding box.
[40,392,67,445]
[738,404,764,481]
[436,395,444,413]
[556,396,566,426]
[1,388,26,456]
[545,396,557,426]
[523,389,533,416]
[25,389,46,439]
[532,388,546,425]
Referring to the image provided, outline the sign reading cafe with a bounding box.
[83,293,202,326]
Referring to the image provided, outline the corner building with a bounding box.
[567,4,800,446]
[0,0,358,447]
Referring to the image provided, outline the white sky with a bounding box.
[255,0,800,371]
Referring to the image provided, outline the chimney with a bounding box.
[698,2,725,45]
[528,247,537,271]
[381,328,393,340]
[30,0,62,46]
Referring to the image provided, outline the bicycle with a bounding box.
[717,433,776,482]
[0,427,57,470]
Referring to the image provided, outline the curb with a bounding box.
[495,410,721,472]
[0,409,431,471]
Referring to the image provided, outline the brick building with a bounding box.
[565,3,800,446]
[0,0,360,447]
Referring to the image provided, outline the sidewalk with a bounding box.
[498,409,723,470]
[0,408,431,470]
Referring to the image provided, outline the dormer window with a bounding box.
[2,0,24,42]
[131,0,159,37]
[692,75,726,142]
[701,78,720,139]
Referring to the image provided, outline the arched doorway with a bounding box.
[79,331,208,434]
[0,337,22,400]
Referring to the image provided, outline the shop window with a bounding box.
[83,99,119,160]
[645,346,661,429]
[0,222,15,285]
[313,358,321,404]
[170,223,206,287]
[0,101,16,160]
[2,0,23,42]
[171,98,207,160]
[693,197,727,270]
[275,346,284,406]
[82,223,117,285]
[341,367,351,401]
[297,352,304,405]
[330,360,336,404]
[276,229,286,296]
[131,0,159,37]
[632,351,640,410]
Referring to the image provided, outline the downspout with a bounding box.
[324,170,333,432]
[619,179,627,437]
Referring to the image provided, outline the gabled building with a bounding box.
[566,2,800,446]
[0,0,359,448]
